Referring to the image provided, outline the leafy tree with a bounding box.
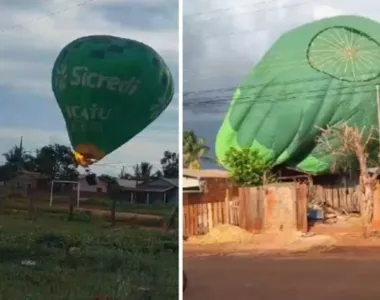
[152,170,163,179]
[34,144,78,180]
[133,162,153,179]
[160,151,178,178]
[99,174,117,183]
[223,148,276,186]
[0,164,18,181]
[2,145,36,171]
[118,167,132,179]
[183,130,212,169]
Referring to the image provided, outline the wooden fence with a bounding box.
[312,185,361,212]
[183,183,308,237]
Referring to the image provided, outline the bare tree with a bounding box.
[317,125,378,237]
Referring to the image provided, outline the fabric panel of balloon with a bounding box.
[216,15,380,175]
[52,35,174,167]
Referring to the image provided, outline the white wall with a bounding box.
[73,178,108,193]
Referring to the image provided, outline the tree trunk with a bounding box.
[359,173,374,237]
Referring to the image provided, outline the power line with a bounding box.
[0,0,100,33]
[184,82,380,108]
[184,66,380,96]
[184,0,288,19]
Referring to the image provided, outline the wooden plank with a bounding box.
[202,203,207,232]
[224,188,231,224]
[218,200,223,224]
[296,183,308,233]
[184,205,191,236]
[207,202,213,231]
[238,188,246,229]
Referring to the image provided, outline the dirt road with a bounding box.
[184,251,380,300]
[76,207,162,220]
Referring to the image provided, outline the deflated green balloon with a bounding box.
[216,15,380,175]
[52,35,174,166]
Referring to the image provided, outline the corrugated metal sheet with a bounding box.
[183,177,200,188]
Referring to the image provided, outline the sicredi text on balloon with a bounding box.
[70,66,140,95]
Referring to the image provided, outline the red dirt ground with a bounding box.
[184,221,380,300]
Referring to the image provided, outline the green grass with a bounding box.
[0,214,178,299]
[6,197,173,218]
[83,198,174,217]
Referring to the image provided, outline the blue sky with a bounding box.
[183,0,380,168]
[0,0,178,176]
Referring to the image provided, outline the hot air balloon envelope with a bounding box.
[216,15,380,175]
[52,35,174,167]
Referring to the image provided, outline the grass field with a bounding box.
[0,213,178,299]
[1,196,176,228]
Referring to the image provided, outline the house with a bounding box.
[116,177,178,205]
[72,174,108,194]
[183,168,229,195]
[182,169,234,236]
[0,169,49,190]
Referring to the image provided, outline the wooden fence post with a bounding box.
[224,187,231,224]
[296,183,308,233]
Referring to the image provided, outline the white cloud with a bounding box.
[184,0,380,97]
[0,0,178,97]
[313,5,344,20]
[0,0,178,176]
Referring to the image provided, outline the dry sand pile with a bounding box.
[285,234,337,252]
[187,224,255,245]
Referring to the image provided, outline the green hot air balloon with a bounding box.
[52,35,174,167]
[216,15,380,175]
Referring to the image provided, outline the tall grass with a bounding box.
[0,214,178,299]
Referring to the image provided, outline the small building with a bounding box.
[117,177,179,205]
[182,168,230,198]
[182,169,233,236]
[0,169,49,190]
[73,175,109,194]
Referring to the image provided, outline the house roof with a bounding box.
[161,177,179,187]
[183,168,229,179]
[17,169,49,179]
[183,177,200,188]
[78,174,109,184]
[117,177,178,193]
[116,179,143,188]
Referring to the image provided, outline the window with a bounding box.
[97,187,103,193]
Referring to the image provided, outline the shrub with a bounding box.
[223,148,276,186]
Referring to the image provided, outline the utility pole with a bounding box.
[17,136,23,172]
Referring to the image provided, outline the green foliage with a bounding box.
[183,130,212,169]
[160,151,179,178]
[0,215,178,299]
[223,148,276,186]
[1,143,79,181]
[132,161,153,179]
[118,150,178,179]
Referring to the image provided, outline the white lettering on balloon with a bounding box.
[70,66,141,95]
[65,105,111,121]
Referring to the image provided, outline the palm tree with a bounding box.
[133,162,153,179]
[183,130,211,169]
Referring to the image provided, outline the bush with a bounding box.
[223,148,276,186]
